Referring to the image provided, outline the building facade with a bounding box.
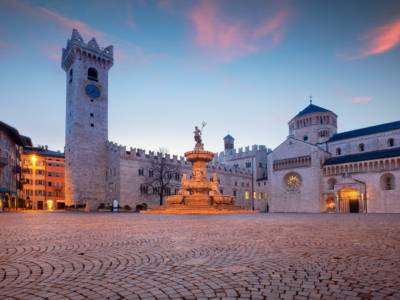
[0,121,31,211]
[62,29,399,213]
[21,147,65,210]
[63,30,254,211]
[266,103,400,213]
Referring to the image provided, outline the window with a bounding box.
[336,148,341,155]
[90,123,94,127]
[327,178,336,190]
[284,172,302,191]
[303,135,308,142]
[88,67,98,81]
[138,168,144,176]
[245,191,250,200]
[69,68,73,83]
[253,192,257,199]
[149,169,154,177]
[140,184,148,194]
[380,173,395,190]
[388,138,395,147]
[245,162,252,168]
[90,113,94,117]
[259,162,263,168]
[358,143,365,152]
[233,190,237,197]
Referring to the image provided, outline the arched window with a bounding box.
[358,143,365,152]
[69,68,73,83]
[87,67,98,81]
[327,178,336,190]
[388,138,395,147]
[336,148,341,155]
[380,173,395,190]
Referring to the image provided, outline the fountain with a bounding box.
[145,124,254,214]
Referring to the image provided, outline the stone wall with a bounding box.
[327,129,400,156]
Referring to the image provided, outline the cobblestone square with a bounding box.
[0,213,399,300]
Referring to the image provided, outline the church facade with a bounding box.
[265,105,400,213]
[62,29,400,213]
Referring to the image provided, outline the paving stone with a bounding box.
[0,213,399,299]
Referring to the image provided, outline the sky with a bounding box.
[1,0,400,156]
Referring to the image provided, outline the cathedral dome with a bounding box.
[294,103,336,118]
[289,102,338,144]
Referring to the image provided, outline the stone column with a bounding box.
[335,194,340,213]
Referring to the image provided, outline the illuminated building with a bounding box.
[21,147,65,210]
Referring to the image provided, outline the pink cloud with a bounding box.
[188,0,290,61]
[342,17,400,60]
[360,17,400,58]
[4,0,103,40]
[3,0,162,65]
[37,7,103,39]
[351,96,372,104]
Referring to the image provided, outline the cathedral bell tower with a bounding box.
[62,29,113,210]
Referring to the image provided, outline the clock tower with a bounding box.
[62,29,113,210]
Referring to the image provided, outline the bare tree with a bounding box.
[145,149,181,205]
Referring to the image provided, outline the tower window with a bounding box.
[88,67,98,81]
[303,135,308,142]
[336,148,341,155]
[388,138,395,147]
[90,113,94,117]
[358,143,365,152]
[69,69,73,83]
[90,123,94,127]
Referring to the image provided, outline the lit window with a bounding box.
[245,191,250,200]
[253,192,257,199]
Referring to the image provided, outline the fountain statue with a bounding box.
[145,124,253,214]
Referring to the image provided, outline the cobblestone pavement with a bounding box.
[0,213,399,300]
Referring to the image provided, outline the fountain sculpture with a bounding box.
[146,124,253,214]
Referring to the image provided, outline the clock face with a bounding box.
[85,84,100,98]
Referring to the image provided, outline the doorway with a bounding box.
[37,201,43,210]
[349,199,359,213]
[338,188,362,213]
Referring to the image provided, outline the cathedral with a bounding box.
[62,29,400,213]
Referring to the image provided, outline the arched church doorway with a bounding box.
[338,188,362,213]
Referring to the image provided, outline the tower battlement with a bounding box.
[215,144,271,161]
[62,29,113,71]
[106,141,251,175]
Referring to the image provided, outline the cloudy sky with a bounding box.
[1,0,399,155]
